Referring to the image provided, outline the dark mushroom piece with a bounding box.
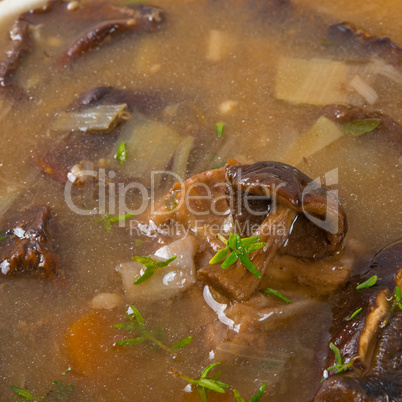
[0,19,31,100]
[56,3,165,68]
[198,161,347,301]
[315,241,402,401]
[0,206,59,279]
[327,22,402,66]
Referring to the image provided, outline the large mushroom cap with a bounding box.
[226,161,347,259]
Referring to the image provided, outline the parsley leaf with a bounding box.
[356,275,377,290]
[233,382,267,402]
[96,213,134,232]
[132,255,177,284]
[209,233,265,278]
[170,362,230,399]
[114,305,191,356]
[342,119,381,136]
[321,342,357,382]
[215,122,226,138]
[345,307,363,321]
[114,141,127,165]
[261,288,292,303]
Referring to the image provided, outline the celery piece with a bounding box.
[283,116,343,166]
[53,104,127,132]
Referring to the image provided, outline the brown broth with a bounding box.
[0,0,401,400]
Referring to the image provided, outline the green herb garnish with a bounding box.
[346,307,363,322]
[114,305,191,356]
[0,230,8,241]
[215,122,226,138]
[114,141,127,165]
[11,386,37,400]
[261,288,292,303]
[321,342,357,382]
[342,119,381,136]
[233,382,267,402]
[381,285,402,327]
[132,255,177,284]
[209,233,265,278]
[11,380,76,401]
[96,212,134,232]
[356,275,378,290]
[170,362,230,401]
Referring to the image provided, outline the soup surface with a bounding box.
[0,0,401,401]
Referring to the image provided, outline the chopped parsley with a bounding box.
[342,119,381,136]
[114,141,127,165]
[345,307,363,322]
[215,122,226,138]
[382,285,402,327]
[170,362,230,401]
[132,255,177,284]
[96,212,134,232]
[233,382,267,402]
[261,288,292,303]
[209,233,266,278]
[114,305,192,356]
[11,380,76,401]
[356,275,378,290]
[321,342,357,382]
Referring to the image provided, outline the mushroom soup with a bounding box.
[0,0,401,400]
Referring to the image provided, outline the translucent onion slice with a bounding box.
[52,104,127,132]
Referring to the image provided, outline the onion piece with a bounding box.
[114,112,182,186]
[283,116,344,166]
[117,236,199,303]
[52,104,128,132]
[172,135,194,181]
[349,75,378,105]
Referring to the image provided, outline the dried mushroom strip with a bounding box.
[198,161,347,301]
[56,3,165,67]
[0,205,59,278]
[0,0,165,95]
[315,241,402,400]
[327,22,402,66]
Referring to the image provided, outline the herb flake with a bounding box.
[356,275,378,290]
[209,233,265,278]
[342,119,381,136]
[261,288,292,303]
[114,141,127,165]
[132,255,177,284]
[170,362,230,399]
[215,122,226,138]
[96,212,134,232]
[346,307,363,321]
[114,305,191,356]
[321,342,357,382]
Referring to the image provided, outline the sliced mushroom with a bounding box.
[327,22,402,66]
[56,3,165,67]
[198,161,347,301]
[315,241,402,400]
